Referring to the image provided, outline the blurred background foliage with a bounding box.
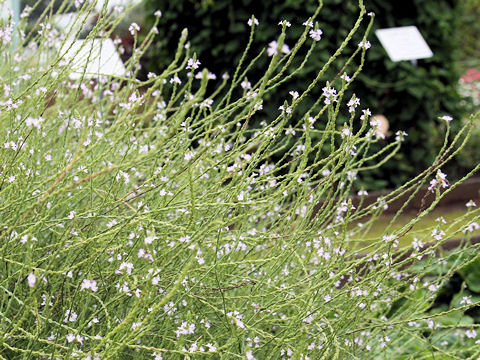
[142,0,469,190]
[456,0,480,72]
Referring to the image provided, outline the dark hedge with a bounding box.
[142,0,465,190]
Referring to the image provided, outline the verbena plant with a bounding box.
[0,0,479,359]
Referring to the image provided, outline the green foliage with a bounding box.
[456,0,480,71]
[143,0,466,190]
[392,246,480,358]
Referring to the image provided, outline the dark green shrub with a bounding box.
[143,0,465,190]
[456,0,480,71]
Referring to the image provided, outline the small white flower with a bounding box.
[289,90,299,99]
[309,29,323,41]
[106,219,117,228]
[184,150,196,161]
[25,117,43,129]
[80,279,98,292]
[358,40,371,50]
[175,322,196,338]
[206,343,217,352]
[460,296,473,305]
[279,105,292,115]
[116,261,134,275]
[267,41,279,57]
[347,96,360,113]
[395,130,408,142]
[439,115,453,122]
[322,86,337,104]
[466,200,477,208]
[27,273,37,288]
[241,80,252,90]
[237,191,245,201]
[303,20,314,27]
[340,73,351,82]
[195,71,216,80]
[303,313,315,324]
[278,20,291,27]
[226,311,245,329]
[466,329,477,339]
[360,108,371,120]
[144,231,158,245]
[186,58,201,70]
[285,127,296,136]
[248,16,259,27]
[152,352,163,360]
[200,98,214,108]
[341,126,352,138]
[431,228,446,240]
[154,10,162,17]
[170,75,182,84]
[64,309,78,323]
[267,41,290,57]
[129,22,140,36]
[66,333,75,343]
[428,170,449,193]
[462,222,480,233]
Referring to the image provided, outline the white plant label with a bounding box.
[0,0,12,21]
[95,0,143,12]
[375,26,433,62]
[53,12,94,36]
[61,38,126,80]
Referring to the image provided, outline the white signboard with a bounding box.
[53,12,94,37]
[61,38,126,80]
[95,0,143,12]
[0,0,12,21]
[375,26,433,62]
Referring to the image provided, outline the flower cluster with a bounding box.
[428,170,449,193]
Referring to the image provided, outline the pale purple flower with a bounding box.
[267,40,290,57]
[226,310,246,329]
[186,58,201,70]
[395,130,408,142]
[466,200,477,208]
[303,20,314,28]
[309,29,323,41]
[175,322,196,337]
[347,96,360,113]
[248,17,259,27]
[428,170,449,193]
[358,40,371,50]
[129,22,140,36]
[466,329,477,339]
[241,80,252,90]
[322,86,337,105]
[27,273,36,288]
[341,73,351,82]
[463,222,480,233]
[80,279,98,292]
